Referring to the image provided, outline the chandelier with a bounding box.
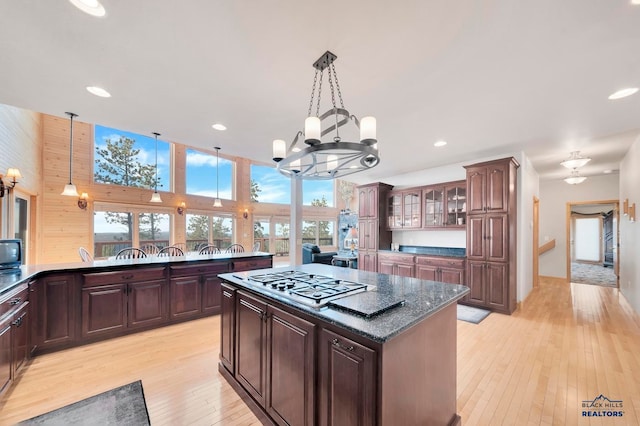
[560,151,591,169]
[272,51,379,180]
[564,169,587,185]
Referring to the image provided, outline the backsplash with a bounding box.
[393,229,466,248]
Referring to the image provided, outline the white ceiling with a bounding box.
[1,0,639,184]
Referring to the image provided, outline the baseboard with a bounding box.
[539,275,569,285]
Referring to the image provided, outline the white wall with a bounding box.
[538,174,619,278]
[517,154,539,305]
[619,135,640,313]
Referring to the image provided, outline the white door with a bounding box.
[574,217,601,262]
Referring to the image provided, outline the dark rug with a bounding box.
[18,380,150,425]
[457,304,491,324]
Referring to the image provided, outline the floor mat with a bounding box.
[457,304,491,324]
[571,262,617,287]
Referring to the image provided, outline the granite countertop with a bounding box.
[0,251,273,296]
[220,264,469,344]
[379,245,466,258]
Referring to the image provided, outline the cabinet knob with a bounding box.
[9,297,21,305]
[12,317,23,327]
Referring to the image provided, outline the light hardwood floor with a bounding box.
[1,277,639,425]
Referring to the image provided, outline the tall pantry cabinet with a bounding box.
[357,183,393,272]
[464,157,519,314]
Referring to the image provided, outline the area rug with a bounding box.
[18,380,150,425]
[571,262,617,287]
[457,304,491,324]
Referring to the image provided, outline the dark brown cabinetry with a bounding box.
[377,252,415,277]
[31,273,78,353]
[318,328,376,426]
[169,262,229,319]
[387,190,421,229]
[234,290,316,425]
[357,183,392,272]
[0,284,30,397]
[220,283,236,373]
[464,157,518,314]
[423,180,467,228]
[415,256,465,285]
[81,267,167,338]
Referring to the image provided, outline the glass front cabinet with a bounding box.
[423,187,444,227]
[387,190,422,229]
[423,180,466,229]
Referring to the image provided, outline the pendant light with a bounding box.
[61,112,80,196]
[150,132,162,203]
[214,146,222,207]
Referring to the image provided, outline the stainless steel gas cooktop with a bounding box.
[244,270,368,306]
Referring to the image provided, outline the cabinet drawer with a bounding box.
[377,253,415,264]
[170,262,229,277]
[83,267,166,287]
[415,256,465,269]
[231,258,272,272]
[0,284,28,319]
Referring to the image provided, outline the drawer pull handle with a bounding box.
[122,274,134,280]
[12,317,23,327]
[9,297,21,305]
[331,338,354,352]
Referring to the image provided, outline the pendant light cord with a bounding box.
[215,147,220,199]
[153,132,160,192]
[65,112,77,185]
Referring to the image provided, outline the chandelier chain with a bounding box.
[327,64,338,109]
[307,69,319,117]
[330,62,345,109]
[316,69,324,117]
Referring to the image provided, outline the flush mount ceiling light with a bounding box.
[150,132,162,203]
[68,0,106,17]
[86,86,111,98]
[214,146,223,207]
[560,151,591,169]
[61,112,80,197]
[434,140,447,147]
[608,87,638,100]
[272,51,379,180]
[212,123,227,131]
[564,169,587,185]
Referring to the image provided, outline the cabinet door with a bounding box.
[12,302,29,376]
[466,167,486,215]
[445,183,467,227]
[486,214,508,262]
[486,163,508,213]
[403,191,421,228]
[416,264,438,281]
[266,305,316,426]
[466,261,486,305]
[170,277,202,320]
[466,216,486,260]
[82,284,127,338]
[486,262,508,310]
[33,274,78,350]
[366,186,379,219]
[220,284,236,374]
[318,328,376,426]
[387,193,402,229]
[423,187,444,227]
[439,267,464,285]
[396,263,415,278]
[202,274,222,314]
[358,252,377,272]
[235,291,268,407]
[128,279,167,329]
[0,317,11,395]
[362,220,378,251]
[378,258,396,275]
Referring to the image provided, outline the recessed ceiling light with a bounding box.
[212,123,227,131]
[608,88,639,100]
[434,140,447,147]
[68,0,106,17]
[632,0,640,5]
[603,170,612,174]
[86,86,111,98]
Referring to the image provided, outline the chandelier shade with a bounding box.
[564,169,587,185]
[560,151,591,169]
[272,51,380,180]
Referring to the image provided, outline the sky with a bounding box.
[94,124,334,206]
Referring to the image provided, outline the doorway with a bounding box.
[566,200,618,287]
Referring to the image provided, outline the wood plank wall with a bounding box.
[36,113,349,264]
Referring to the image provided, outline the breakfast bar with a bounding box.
[219,264,469,426]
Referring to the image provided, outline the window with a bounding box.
[303,180,334,206]
[185,213,235,251]
[186,148,234,200]
[274,218,290,255]
[303,219,335,247]
[138,212,170,249]
[253,217,271,252]
[250,164,291,204]
[94,211,133,258]
[94,125,171,191]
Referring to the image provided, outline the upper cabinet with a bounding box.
[358,183,392,220]
[466,162,510,214]
[387,190,421,229]
[422,180,466,229]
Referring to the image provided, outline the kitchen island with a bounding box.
[219,264,469,426]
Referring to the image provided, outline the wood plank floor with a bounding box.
[1,277,639,425]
